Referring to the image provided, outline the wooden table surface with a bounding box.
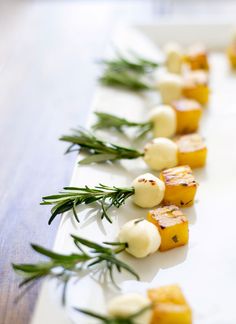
[0,1,155,323]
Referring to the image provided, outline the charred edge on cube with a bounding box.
[172,235,179,243]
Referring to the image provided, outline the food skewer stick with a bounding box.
[93,99,202,138]
[12,235,139,305]
[76,284,192,324]
[60,128,207,170]
[42,169,197,224]
[13,219,190,304]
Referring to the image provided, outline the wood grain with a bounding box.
[0,1,154,323]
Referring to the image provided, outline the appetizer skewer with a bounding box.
[76,284,192,324]
[98,43,210,109]
[12,235,139,304]
[60,128,207,170]
[165,42,209,74]
[42,170,197,224]
[119,206,189,257]
[42,173,165,224]
[93,99,202,138]
[12,229,189,303]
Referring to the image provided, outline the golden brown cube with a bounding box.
[182,70,209,105]
[176,133,207,168]
[227,44,236,69]
[147,205,189,251]
[172,99,202,134]
[160,165,197,207]
[185,44,209,71]
[148,285,192,324]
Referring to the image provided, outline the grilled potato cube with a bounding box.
[147,205,189,251]
[182,70,209,105]
[185,44,209,71]
[172,99,202,134]
[176,133,207,168]
[227,44,236,69]
[148,285,192,324]
[159,165,197,207]
[148,284,187,304]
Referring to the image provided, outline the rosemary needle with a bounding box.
[99,69,151,91]
[75,303,153,323]
[60,127,144,165]
[93,112,153,138]
[12,235,139,305]
[41,184,135,225]
[100,51,159,74]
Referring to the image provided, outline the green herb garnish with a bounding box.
[41,184,135,225]
[100,51,159,74]
[75,303,152,323]
[60,127,144,164]
[99,70,151,91]
[93,112,153,138]
[12,235,139,305]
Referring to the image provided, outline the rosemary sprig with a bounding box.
[75,303,153,323]
[12,235,139,305]
[99,70,151,91]
[93,112,153,138]
[100,51,159,74]
[41,184,135,225]
[60,127,143,164]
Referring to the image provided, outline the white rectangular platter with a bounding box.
[31,22,236,324]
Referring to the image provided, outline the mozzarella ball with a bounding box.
[143,138,178,171]
[132,173,165,208]
[159,73,183,104]
[164,42,183,74]
[149,105,177,138]
[108,293,152,324]
[119,218,161,258]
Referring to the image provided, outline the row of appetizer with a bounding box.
[13,42,211,323]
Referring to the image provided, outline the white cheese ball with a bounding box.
[108,293,152,324]
[119,218,161,258]
[159,73,183,104]
[132,173,165,208]
[149,105,177,138]
[165,42,183,74]
[143,138,178,171]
